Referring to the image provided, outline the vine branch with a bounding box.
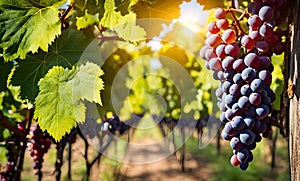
[228,8,247,36]
[0,110,25,140]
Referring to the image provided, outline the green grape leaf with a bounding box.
[76,10,99,30]
[0,57,13,92]
[9,29,92,103]
[34,62,104,141]
[100,0,146,42]
[0,0,65,61]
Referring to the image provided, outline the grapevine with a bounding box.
[200,0,288,170]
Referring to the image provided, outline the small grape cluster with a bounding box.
[200,0,287,170]
[0,145,16,181]
[27,125,52,175]
[106,115,128,135]
[0,120,27,181]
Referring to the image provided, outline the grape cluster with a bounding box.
[200,0,287,170]
[105,115,128,135]
[0,120,27,181]
[0,145,16,181]
[27,125,52,175]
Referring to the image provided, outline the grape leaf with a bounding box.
[0,0,65,61]
[34,62,104,141]
[9,29,92,103]
[100,0,146,42]
[76,10,99,30]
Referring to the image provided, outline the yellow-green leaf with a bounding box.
[34,62,104,141]
[76,10,99,30]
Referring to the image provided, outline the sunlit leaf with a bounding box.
[76,10,99,30]
[100,0,146,42]
[0,0,65,61]
[34,62,104,141]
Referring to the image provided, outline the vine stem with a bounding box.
[60,4,73,22]
[97,34,125,47]
[0,110,25,140]
[228,8,247,36]
[16,109,34,180]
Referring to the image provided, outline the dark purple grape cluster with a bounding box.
[27,125,52,175]
[0,120,27,181]
[0,145,16,181]
[106,115,128,135]
[200,0,287,170]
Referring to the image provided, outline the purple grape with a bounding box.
[241,67,256,83]
[206,34,222,48]
[255,133,262,142]
[222,56,235,70]
[256,121,267,133]
[225,94,236,108]
[205,48,217,60]
[244,116,255,129]
[225,109,235,120]
[244,53,261,69]
[200,45,209,60]
[259,6,274,22]
[241,35,255,50]
[223,70,236,80]
[225,43,240,57]
[238,96,251,110]
[217,19,229,30]
[259,70,272,85]
[237,147,250,163]
[239,162,249,170]
[256,41,269,53]
[216,44,226,58]
[222,81,233,93]
[231,116,246,130]
[222,130,233,140]
[224,122,239,136]
[220,112,227,123]
[208,21,220,34]
[240,84,252,96]
[209,58,222,71]
[233,59,246,72]
[230,137,243,150]
[233,73,244,85]
[240,129,256,145]
[247,151,254,162]
[247,141,256,150]
[229,84,241,97]
[255,104,269,119]
[248,15,262,30]
[245,105,256,116]
[259,23,274,38]
[249,30,262,41]
[259,56,271,69]
[215,8,227,19]
[249,92,262,105]
[266,34,279,45]
[222,29,236,44]
[262,96,271,104]
[250,79,265,92]
[232,103,243,115]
